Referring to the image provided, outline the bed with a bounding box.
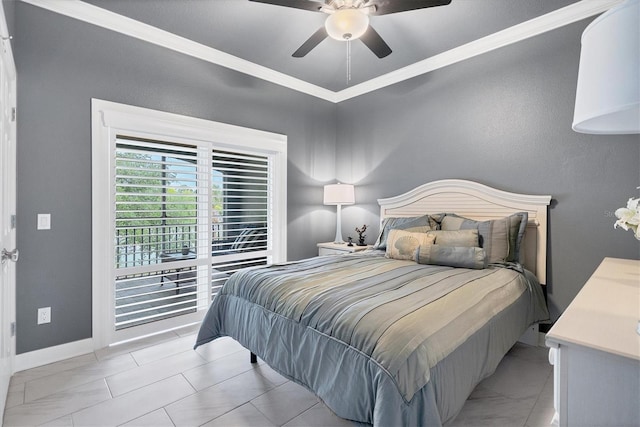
[194,179,552,426]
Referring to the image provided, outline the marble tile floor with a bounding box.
[3,325,555,427]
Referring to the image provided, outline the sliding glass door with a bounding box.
[92,100,286,347]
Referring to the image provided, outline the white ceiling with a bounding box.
[22,0,621,102]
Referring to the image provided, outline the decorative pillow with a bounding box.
[415,244,487,269]
[373,215,436,250]
[440,212,528,263]
[425,229,479,247]
[385,229,436,261]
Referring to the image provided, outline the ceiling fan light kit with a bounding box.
[249,0,451,58]
[325,9,370,41]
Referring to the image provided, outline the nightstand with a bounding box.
[317,242,371,256]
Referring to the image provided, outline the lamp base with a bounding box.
[333,204,344,244]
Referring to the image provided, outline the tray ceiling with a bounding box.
[21,0,622,102]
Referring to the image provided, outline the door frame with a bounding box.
[0,1,17,421]
[91,100,287,349]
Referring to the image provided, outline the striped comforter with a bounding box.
[195,251,548,425]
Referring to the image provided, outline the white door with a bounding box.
[0,4,17,421]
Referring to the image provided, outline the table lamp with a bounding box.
[323,183,355,244]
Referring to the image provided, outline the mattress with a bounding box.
[195,251,549,426]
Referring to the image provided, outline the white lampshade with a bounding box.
[572,0,640,134]
[324,183,355,244]
[325,9,370,41]
[324,183,355,205]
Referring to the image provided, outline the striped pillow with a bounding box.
[425,229,480,247]
[373,215,437,250]
[415,244,487,269]
[440,212,528,264]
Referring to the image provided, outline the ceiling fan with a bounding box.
[249,0,452,58]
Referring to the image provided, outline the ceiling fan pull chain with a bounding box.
[347,39,352,83]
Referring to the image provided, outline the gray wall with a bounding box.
[10,2,640,354]
[12,2,337,354]
[336,20,640,321]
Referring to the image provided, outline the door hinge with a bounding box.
[11,107,15,122]
[10,322,15,337]
[10,214,16,229]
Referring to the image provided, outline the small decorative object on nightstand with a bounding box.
[317,242,371,256]
[355,224,367,246]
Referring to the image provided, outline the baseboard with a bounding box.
[14,338,94,373]
[518,325,548,348]
[538,332,547,347]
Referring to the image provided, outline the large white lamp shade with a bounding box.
[572,0,640,134]
[324,183,355,244]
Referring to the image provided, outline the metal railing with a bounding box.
[115,223,222,268]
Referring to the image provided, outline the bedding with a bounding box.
[440,212,528,263]
[194,250,549,426]
[385,229,436,260]
[373,215,436,249]
[425,229,480,247]
[415,244,487,269]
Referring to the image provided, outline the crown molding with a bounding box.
[335,0,623,102]
[20,0,339,102]
[21,0,622,104]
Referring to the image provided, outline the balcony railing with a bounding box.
[115,223,222,268]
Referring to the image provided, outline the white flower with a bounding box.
[614,197,640,241]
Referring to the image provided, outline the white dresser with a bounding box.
[546,257,640,427]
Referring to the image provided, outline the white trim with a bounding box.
[20,0,338,103]
[377,179,552,209]
[335,0,623,102]
[0,2,16,422]
[92,99,287,348]
[21,0,621,103]
[14,339,94,373]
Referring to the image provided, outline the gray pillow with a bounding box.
[425,229,479,247]
[415,244,487,269]
[440,212,528,263]
[373,215,436,250]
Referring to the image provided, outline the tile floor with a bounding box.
[3,325,555,426]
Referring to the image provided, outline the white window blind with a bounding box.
[113,138,273,331]
[92,99,287,346]
[114,137,206,330]
[210,150,270,295]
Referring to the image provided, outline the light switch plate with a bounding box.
[37,214,51,230]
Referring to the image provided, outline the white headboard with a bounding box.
[377,179,552,284]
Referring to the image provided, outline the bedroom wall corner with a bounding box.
[334,18,640,321]
[12,1,336,355]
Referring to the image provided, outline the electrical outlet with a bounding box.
[37,307,51,325]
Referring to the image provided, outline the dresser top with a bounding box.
[546,257,640,360]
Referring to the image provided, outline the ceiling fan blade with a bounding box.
[359,26,392,58]
[248,0,324,12]
[292,27,328,57]
[370,0,452,16]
